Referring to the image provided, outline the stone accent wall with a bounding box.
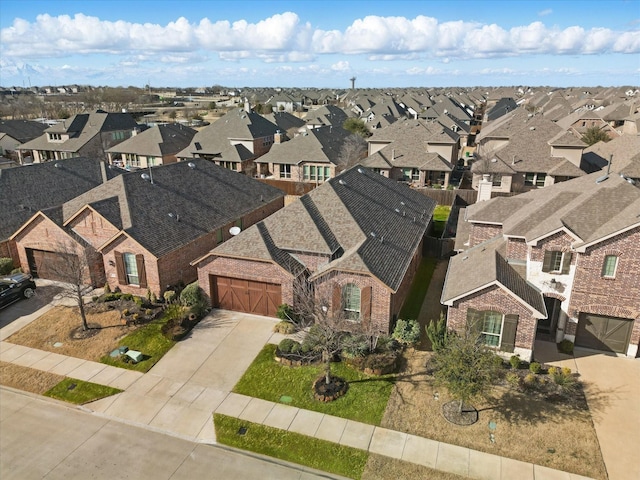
[469,224,502,247]
[447,285,538,360]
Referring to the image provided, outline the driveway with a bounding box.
[535,341,640,480]
[0,280,64,338]
[86,309,281,442]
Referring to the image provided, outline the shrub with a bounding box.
[529,362,542,374]
[132,313,140,322]
[122,308,130,316]
[425,314,448,352]
[492,355,505,368]
[103,283,111,294]
[150,292,158,304]
[342,333,370,358]
[278,338,298,354]
[506,372,520,388]
[164,303,186,322]
[558,339,574,355]
[375,335,397,353]
[273,321,296,335]
[547,366,558,377]
[276,304,299,323]
[180,282,203,307]
[146,288,153,303]
[523,373,537,386]
[510,355,521,370]
[0,257,14,275]
[145,309,153,316]
[561,366,572,376]
[133,296,144,307]
[163,290,177,304]
[122,293,133,301]
[392,319,421,346]
[189,302,208,320]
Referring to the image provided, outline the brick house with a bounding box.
[193,166,436,331]
[176,105,280,176]
[442,172,640,360]
[17,110,141,163]
[0,120,48,161]
[105,123,196,169]
[253,125,366,184]
[0,157,125,262]
[362,118,459,188]
[11,159,285,297]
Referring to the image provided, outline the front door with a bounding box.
[538,296,561,335]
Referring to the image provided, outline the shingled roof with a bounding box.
[105,124,196,157]
[465,171,640,248]
[441,236,546,317]
[0,120,48,144]
[59,158,285,257]
[204,166,436,292]
[0,157,124,241]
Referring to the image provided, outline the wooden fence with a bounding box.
[256,178,316,196]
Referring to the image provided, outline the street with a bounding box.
[0,387,342,480]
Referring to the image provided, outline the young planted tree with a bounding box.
[581,126,610,146]
[432,326,500,417]
[46,240,100,331]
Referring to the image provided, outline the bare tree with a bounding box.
[338,134,368,171]
[45,239,101,331]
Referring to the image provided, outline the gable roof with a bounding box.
[441,236,546,317]
[256,125,357,166]
[105,124,196,157]
[202,166,436,292]
[60,159,285,257]
[19,111,140,153]
[0,120,48,144]
[0,157,124,241]
[465,171,640,247]
[176,109,279,159]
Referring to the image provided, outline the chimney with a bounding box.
[274,130,283,144]
[477,174,492,202]
[244,97,251,113]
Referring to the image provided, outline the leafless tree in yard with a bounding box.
[337,134,368,172]
[45,239,101,331]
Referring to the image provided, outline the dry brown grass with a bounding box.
[0,362,64,394]
[6,305,134,362]
[362,454,466,480]
[380,349,607,480]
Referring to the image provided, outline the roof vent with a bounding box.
[338,179,346,185]
[529,126,536,131]
[141,173,151,182]
[357,167,364,173]
[188,162,196,169]
[395,208,401,213]
[54,163,62,168]
[168,212,180,221]
[491,158,497,163]
[595,174,609,184]
[370,232,376,238]
[229,226,241,236]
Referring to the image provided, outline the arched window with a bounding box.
[342,283,361,321]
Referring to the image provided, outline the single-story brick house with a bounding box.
[442,171,640,360]
[11,159,285,297]
[193,166,437,332]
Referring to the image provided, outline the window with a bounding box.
[467,309,519,352]
[123,253,139,285]
[220,161,238,170]
[280,164,291,178]
[112,131,126,141]
[148,157,157,166]
[402,168,419,182]
[491,174,502,187]
[217,229,223,245]
[602,255,618,278]
[342,283,361,321]
[480,311,503,347]
[525,172,546,187]
[542,250,572,274]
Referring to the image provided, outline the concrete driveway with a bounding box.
[86,309,280,442]
[535,341,640,480]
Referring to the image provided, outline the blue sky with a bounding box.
[1,0,639,88]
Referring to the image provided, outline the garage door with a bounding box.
[26,248,78,283]
[211,276,281,317]
[576,313,633,354]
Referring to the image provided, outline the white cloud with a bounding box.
[331,61,350,71]
[538,9,553,17]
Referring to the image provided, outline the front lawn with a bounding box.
[44,378,122,404]
[214,414,368,479]
[233,344,394,425]
[398,257,437,320]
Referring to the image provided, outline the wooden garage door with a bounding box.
[576,313,633,354]
[26,248,77,283]
[211,276,281,317]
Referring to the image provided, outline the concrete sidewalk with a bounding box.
[0,306,597,480]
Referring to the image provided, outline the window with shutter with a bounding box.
[342,283,361,321]
[501,315,518,353]
[360,286,372,321]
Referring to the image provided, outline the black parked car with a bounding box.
[0,273,36,309]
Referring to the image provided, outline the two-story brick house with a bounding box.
[193,166,436,329]
[442,171,640,360]
[11,159,285,297]
[17,110,141,163]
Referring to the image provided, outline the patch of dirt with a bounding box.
[441,400,478,426]
[362,454,466,480]
[378,349,608,480]
[0,361,64,395]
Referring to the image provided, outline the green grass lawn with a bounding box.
[233,344,394,425]
[432,205,451,237]
[214,414,368,479]
[45,378,122,404]
[399,257,437,320]
[100,316,176,373]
